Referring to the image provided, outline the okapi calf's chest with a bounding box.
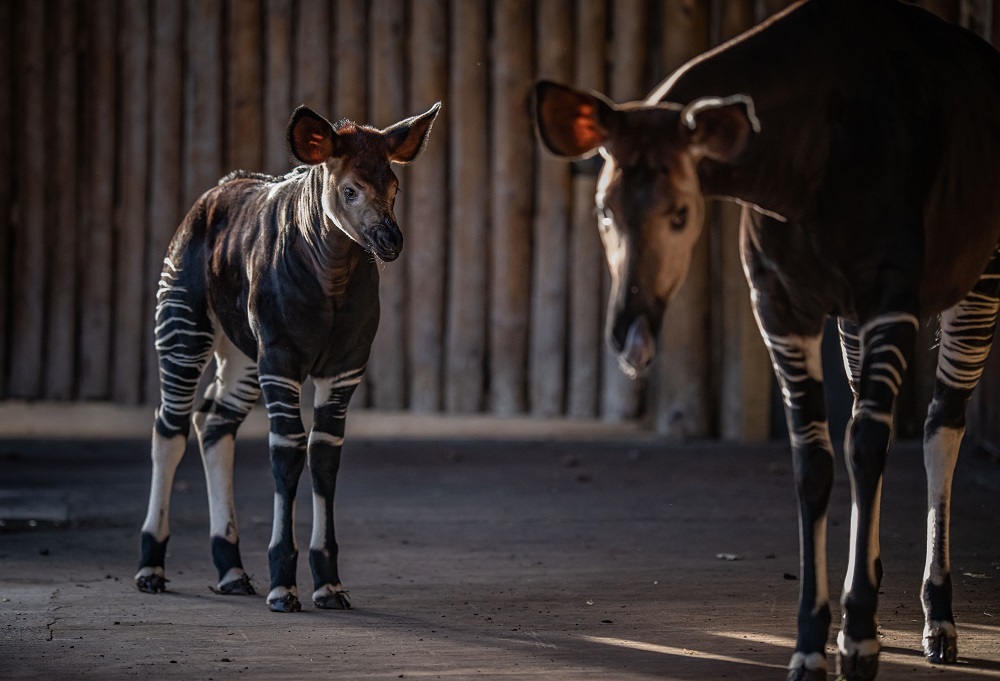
[136,102,440,613]
[535,0,1000,679]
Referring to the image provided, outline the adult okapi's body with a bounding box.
[535,0,999,679]
[136,102,440,613]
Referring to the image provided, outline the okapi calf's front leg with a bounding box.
[259,370,309,613]
[838,312,918,681]
[307,369,364,610]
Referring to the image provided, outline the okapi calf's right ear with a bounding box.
[383,102,442,164]
[534,80,616,159]
[287,106,338,165]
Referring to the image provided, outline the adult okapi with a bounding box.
[135,102,440,614]
[534,0,999,679]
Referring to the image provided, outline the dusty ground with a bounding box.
[1,434,998,680]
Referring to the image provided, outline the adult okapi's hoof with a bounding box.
[836,652,879,681]
[923,622,958,664]
[214,573,256,596]
[267,589,302,613]
[787,652,827,681]
[313,585,351,610]
[135,570,167,594]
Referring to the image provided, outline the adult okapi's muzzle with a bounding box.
[364,216,404,262]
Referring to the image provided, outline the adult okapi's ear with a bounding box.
[680,94,761,164]
[287,105,338,164]
[534,80,616,159]
[383,102,442,164]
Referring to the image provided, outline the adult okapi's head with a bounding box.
[534,81,758,378]
[287,102,441,262]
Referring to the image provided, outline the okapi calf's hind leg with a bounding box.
[137,257,216,594]
[307,368,365,610]
[921,248,1000,665]
[838,312,919,681]
[192,337,261,596]
[259,369,309,613]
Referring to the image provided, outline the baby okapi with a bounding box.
[536,0,998,679]
[136,102,440,612]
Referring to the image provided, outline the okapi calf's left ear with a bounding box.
[681,94,761,164]
[383,102,442,164]
[534,80,616,159]
[288,106,338,164]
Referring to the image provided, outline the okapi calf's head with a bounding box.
[534,81,758,378]
[287,102,441,262]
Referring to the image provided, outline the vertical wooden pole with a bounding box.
[714,0,772,440]
[923,0,960,23]
[369,0,408,409]
[227,0,263,172]
[602,0,648,422]
[566,0,606,420]
[9,0,47,398]
[530,0,572,417]
[113,0,151,405]
[755,0,798,22]
[334,0,368,122]
[444,0,489,413]
[651,0,713,437]
[78,0,117,400]
[44,0,79,400]
[0,0,13,398]
[294,0,331,111]
[490,0,535,415]
[184,0,224,208]
[263,0,293,174]
[144,0,185,404]
[406,0,448,412]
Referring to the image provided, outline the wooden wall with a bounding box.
[0,0,997,444]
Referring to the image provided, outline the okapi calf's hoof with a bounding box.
[313,585,351,610]
[134,569,167,594]
[923,621,958,664]
[786,653,827,681]
[213,572,256,596]
[267,588,302,613]
[787,668,826,681]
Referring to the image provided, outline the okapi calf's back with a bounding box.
[535,0,999,679]
[136,102,440,613]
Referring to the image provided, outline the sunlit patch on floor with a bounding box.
[580,635,787,670]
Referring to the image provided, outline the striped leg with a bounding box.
[259,370,308,613]
[192,337,261,595]
[921,255,1000,664]
[137,257,216,593]
[838,312,918,681]
[757,325,834,681]
[309,366,365,610]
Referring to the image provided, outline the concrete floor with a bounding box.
[1,434,998,680]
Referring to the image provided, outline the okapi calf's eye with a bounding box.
[136,100,440,614]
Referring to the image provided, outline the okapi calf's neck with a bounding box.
[136,102,440,614]
[535,0,1000,679]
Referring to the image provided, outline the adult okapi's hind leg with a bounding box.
[838,311,919,681]
[921,247,1000,665]
[136,256,216,593]
[192,336,261,595]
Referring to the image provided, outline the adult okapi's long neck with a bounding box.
[653,0,835,222]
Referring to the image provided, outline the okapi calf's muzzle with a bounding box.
[363,216,404,262]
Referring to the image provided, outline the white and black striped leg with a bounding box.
[838,318,886,591]
[309,367,364,610]
[921,262,1000,664]
[137,258,215,594]
[260,371,308,613]
[759,330,834,681]
[838,312,918,681]
[192,337,261,596]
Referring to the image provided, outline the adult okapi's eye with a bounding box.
[343,186,358,202]
[670,206,689,231]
